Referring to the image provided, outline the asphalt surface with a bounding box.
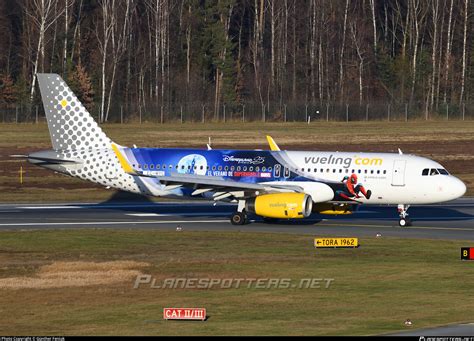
[0,197,473,240]
[390,322,474,336]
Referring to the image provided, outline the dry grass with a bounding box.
[0,230,473,335]
[0,261,149,290]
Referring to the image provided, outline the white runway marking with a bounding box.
[17,206,83,209]
[125,212,229,217]
[0,220,229,227]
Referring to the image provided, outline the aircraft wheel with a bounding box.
[399,218,412,227]
[231,212,248,225]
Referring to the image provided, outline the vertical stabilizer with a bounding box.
[37,73,112,151]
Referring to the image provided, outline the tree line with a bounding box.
[0,0,472,122]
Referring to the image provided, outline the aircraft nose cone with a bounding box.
[451,177,467,199]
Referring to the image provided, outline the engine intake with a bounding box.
[246,193,313,219]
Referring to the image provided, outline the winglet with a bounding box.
[266,135,281,151]
[111,143,135,174]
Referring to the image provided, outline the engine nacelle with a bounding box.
[313,203,354,215]
[246,193,313,219]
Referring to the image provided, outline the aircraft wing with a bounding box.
[139,172,305,199]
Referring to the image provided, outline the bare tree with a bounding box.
[443,0,454,103]
[459,0,469,104]
[23,0,64,103]
[339,0,349,102]
[350,21,366,106]
[62,0,75,75]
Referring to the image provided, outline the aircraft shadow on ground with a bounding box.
[77,192,474,224]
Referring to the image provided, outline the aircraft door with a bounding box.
[274,164,281,178]
[391,160,406,186]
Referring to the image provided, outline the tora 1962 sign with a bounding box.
[163,308,206,321]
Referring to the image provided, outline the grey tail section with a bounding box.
[37,73,112,151]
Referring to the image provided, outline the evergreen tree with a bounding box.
[68,63,95,111]
[0,74,17,108]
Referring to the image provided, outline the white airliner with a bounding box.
[27,74,466,227]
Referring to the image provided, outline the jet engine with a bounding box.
[246,193,313,219]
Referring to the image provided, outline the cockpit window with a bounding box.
[430,168,439,176]
[422,168,429,176]
[437,168,449,175]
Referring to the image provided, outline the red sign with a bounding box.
[163,308,206,321]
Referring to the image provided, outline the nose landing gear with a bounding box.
[397,204,412,227]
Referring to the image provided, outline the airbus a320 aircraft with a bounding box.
[27,74,466,226]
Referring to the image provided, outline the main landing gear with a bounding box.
[397,204,412,227]
[230,211,248,225]
[230,200,249,225]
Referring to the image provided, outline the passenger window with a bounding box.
[237,166,241,171]
[212,166,216,170]
[383,170,386,174]
[150,164,154,169]
[284,167,290,178]
[358,169,361,174]
[314,168,318,173]
[157,165,160,170]
[144,164,148,170]
[422,168,429,176]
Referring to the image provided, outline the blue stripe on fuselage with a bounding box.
[126,148,309,184]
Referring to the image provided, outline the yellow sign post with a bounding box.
[19,166,25,184]
[314,237,359,248]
